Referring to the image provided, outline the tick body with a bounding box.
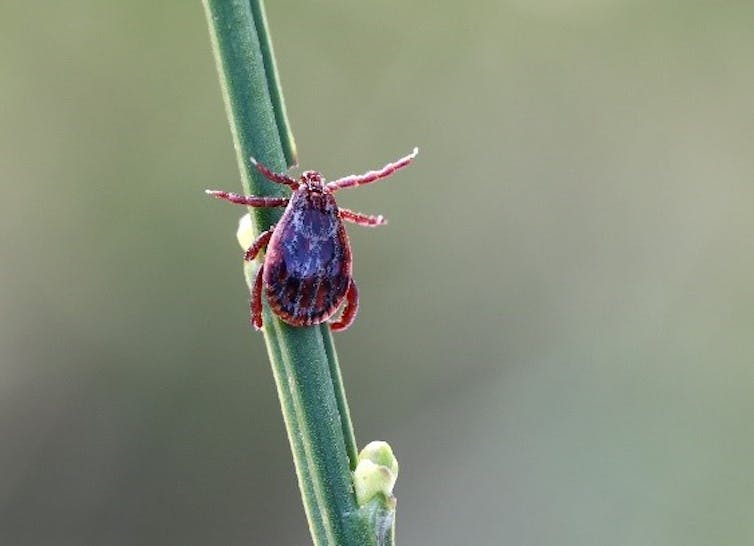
[207,147,418,332]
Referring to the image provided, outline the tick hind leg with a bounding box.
[246,228,274,330]
[250,263,265,330]
[330,279,359,332]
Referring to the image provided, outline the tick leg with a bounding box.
[250,263,265,330]
[244,227,274,261]
[205,190,288,208]
[326,147,418,191]
[339,207,387,227]
[250,157,299,189]
[330,279,359,332]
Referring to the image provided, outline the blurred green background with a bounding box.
[1,1,753,544]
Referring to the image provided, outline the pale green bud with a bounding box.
[353,441,399,506]
[236,213,255,250]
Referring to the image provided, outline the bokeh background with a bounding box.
[2,1,753,544]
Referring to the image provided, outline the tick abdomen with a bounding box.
[264,190,352,325]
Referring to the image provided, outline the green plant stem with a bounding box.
[201,2,376,545]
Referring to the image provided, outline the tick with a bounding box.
[206,147,418,332]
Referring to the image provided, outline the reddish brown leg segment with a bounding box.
[326,147,418,191]
[205,190,288,208]
[250,157,298,188]
[250,264,265,330]
[244,227,274,262]
[339,208,387,227]
[330,279,359,332]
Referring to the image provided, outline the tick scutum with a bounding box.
[263,188,352,326]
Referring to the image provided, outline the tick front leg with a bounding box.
[326,147,418,191]
[244,227,275,261]
[250,157,299,189]
[330,279,359,332]
[205,190,288,208]
[250,263,265,330]
[339,207,387,227]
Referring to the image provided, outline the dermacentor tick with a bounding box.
[206,147,418,332]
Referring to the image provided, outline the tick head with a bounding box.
[300,170,326,192]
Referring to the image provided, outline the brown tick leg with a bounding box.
[250,263,265,331]
[205,190,288,208]
[339,207,387,227]
[244,227,275,261]
[250,157,299,189]
[326,147,418,191]
[330,279,359,332]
